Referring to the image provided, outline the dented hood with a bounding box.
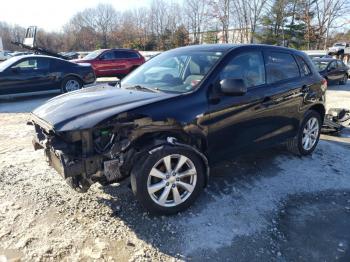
[32,85,178,132]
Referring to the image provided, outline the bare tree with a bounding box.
[66,4,119,49]
[314,0,350,49]
[210,0,231,43]
[184,0,210,44]
[93,4,119,48]
[232,0,269,43]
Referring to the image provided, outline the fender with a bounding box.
[147,137,210,186]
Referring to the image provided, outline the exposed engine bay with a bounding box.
[31,113,208,193]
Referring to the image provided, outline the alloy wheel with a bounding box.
[65,80,80,92]
[147,154,197,207]
[302,117,319,151]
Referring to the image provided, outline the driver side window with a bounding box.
[12,58,37,70]
[220,51,266,88]
[100,51,115,60]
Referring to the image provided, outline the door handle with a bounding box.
[254,97,275,110]
[261,97,275,106]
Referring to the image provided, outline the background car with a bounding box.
[0,50,13,61]
[328,42,350,56]
[0,55,96,97]
[73,48,145,78]
[313,58,348,85]
[59,51,79,60]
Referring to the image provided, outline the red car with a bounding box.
[74,49,145,78]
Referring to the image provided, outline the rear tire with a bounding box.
[61,76,82,93]
[286,110,322,156]
[131,145,205,215]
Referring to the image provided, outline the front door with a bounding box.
[96,50,117,77]
[327,61,341,82]
[0,57,53,95]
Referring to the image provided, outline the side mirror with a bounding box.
[220,79,247,96]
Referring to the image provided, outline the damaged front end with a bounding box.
[31,113,195,193]
[31,113,138,192]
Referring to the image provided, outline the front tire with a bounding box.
[131,146,205,215]
[286,110,322,156]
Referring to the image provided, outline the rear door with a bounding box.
[114,51,131,75]
[123,51,142,72]
[261,50,305,139]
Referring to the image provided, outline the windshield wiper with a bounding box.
[125,85,160,93]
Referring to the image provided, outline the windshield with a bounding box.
[121,50,223,93]
[334,43,345,47]
[82,50,104,60]
[313,61,329,71]
[0,56,22,72]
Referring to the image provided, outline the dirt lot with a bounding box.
[0,84,350,261]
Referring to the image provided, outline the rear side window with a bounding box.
[115,51,139,59]
[265,51,300,84]
[220,51,265,88]
[296,56,312,76]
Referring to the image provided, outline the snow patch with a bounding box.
[179,141,350,252]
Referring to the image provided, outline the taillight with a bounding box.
[321,78,327,90]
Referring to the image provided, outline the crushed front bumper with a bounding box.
[31,116,103,191]
[31,115,125,192]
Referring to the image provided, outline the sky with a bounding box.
[1,0,156,32]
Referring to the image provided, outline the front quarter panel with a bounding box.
[104,89,211,152]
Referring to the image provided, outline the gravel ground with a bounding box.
[0,83,349,261]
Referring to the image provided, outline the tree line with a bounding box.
[1,0,349,52]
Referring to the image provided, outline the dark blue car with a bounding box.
[0,55,96,97]
[313,58,348,85]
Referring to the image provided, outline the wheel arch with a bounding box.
[62,73,84,84]
[131,130,207,153]
[308,103,326,121]
[128,130,210,186]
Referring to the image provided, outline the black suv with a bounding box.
[31,44,326,215]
